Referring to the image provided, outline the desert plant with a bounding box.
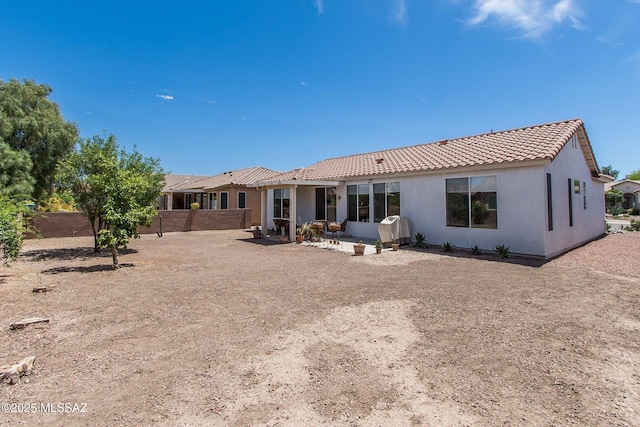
[411,232,428,249]
[442,241,455,252]
[628,219,640,231]
[190,202,200,210]
[375,239,383,249]
[495,244,510,258]
[471,245,481,255]
[628,207,640,216]
[609,206,624,216]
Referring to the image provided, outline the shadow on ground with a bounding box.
[237,237,287,246]
[21,247,138,262]
[41,263,135,274]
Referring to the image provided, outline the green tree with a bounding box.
[58,134,164,267]
[0,142,35,199]
[625,169,640,180]
[600,165,619,180]
[57,134,118,251]
[0,197,29,267]
[0,78,79,202]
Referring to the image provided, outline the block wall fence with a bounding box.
[26,209,252,239]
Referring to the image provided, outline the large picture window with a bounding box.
[374,182,400,222]
[273,188,290,218]
[347,184,370,222]
[446,176,497,229]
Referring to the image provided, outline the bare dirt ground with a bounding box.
[1,230,639,426]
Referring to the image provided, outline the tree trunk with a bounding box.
[90,216,100,252]
[110,244,119,269]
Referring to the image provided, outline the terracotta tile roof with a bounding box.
[259,119,599,183]
[162,174,211,192]
[605,179,640,191]
[181,166,279,190]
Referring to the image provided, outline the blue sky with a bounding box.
[2,0,639,178]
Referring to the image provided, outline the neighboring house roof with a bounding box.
[254,119,605,185]
[163,167,280,192]
[162,174,212,192]
[197,167,280,190]
[605,179,640,192]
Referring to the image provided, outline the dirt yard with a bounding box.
[1,230,639,426]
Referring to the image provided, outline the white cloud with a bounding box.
[466,0,583,38]
[313,0,324,14]
[156,94,174,100]
[393,0,408,26]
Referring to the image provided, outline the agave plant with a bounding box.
[495,244,510,258]
[442,241,455,252]
[410,232,428,249]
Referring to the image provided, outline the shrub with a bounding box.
[442,241,455,252]
[628,208,640,216]
[495,244,510,258]
[411,232,428,249]
[190,202,200,210]
[471,245,481,255]
[609,206,624,216]
[629,219,640,232]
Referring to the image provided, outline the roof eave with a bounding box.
[247,179,341,188]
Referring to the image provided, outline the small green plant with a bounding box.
[628,219,640,231]
[375,239,383,249]
[495,244,510,258]
[609,206,624,216]
[471,245,481,255]
[411,232,427,249]
[190,202,200,210]
[629,207,640,216]
[442,241,455,252]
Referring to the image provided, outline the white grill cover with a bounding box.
[378,216,412,245]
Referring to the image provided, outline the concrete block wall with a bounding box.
[28,212,94,238]
[27,209,252,239]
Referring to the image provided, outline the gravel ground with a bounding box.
[1,230,639,426]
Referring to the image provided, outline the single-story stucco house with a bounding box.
[160,167,280,225]
[605,179,640,211]
[249,118,612,259]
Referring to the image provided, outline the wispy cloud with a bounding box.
[392,0,408,26]
[156,94,174,100]
[466,0,583,38]
[313,0,324,15]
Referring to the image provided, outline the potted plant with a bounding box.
[391,239,400,251]
[296,223,308,243]
[353,240,366,256]
[375,239,383,254]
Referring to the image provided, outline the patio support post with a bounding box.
[167,193,173,211]
[289,185,297,242]
[260,188,268,238]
